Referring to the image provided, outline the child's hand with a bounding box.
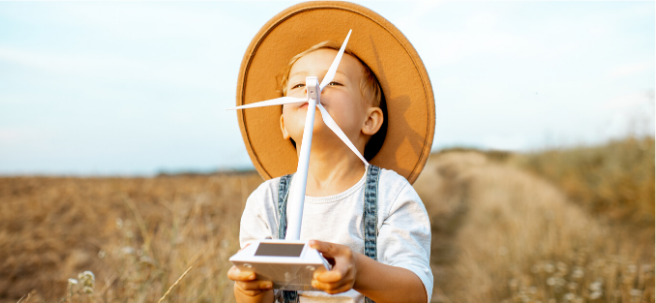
[227,265,273,297]
[309,240,358,294]
[228,243,273,301]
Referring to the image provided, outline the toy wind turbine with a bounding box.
[228,30,367,241]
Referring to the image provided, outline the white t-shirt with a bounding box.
[239,168,433,303]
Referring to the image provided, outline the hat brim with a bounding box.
[236,1,435,184]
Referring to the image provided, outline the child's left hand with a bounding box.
[308,240,359,295]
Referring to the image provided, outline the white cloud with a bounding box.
[0,45,220,91]
[0,127,50,144]
[0,129,19,142]
[0,45,136,74]
[19,2,241,41]
[605,60,654,79]
[390,1,655,70]
[603,91,653,109]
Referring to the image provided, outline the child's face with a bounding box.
[280,49,374,151]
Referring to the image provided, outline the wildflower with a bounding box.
[546,277,556,286]
[545,263,555,273]
[630,289,642,297]
[67,278,78,298]
[556,277,567,287]
[571,267,585,279]
[589,291,602,300]
[589,281,602,292]
[78,270,95,294]
[568,282,577,291]
[563,293,575,301]
[557,262,568,273]
[520,294,529,302]
[139,256,157,267]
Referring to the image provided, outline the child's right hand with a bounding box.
[228,265,274,299]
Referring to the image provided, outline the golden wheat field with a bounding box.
[0,137,653,303]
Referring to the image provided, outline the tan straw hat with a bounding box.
[235,1,435,184]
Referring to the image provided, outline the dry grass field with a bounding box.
[0,137,653,303]
[416,138,654,303]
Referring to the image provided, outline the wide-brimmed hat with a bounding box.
[235,1,435,184]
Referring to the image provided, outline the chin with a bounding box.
[289,122,329,144]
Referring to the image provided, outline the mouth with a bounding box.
[296,99,326,110]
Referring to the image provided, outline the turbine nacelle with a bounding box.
[306,76,320,103]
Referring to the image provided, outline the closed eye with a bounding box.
[328,81,342,86]
[291,83,305,90]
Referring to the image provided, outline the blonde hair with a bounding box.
[278,41,382,107]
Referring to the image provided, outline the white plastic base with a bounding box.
[229,239,332,290]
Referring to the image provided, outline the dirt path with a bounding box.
[414,152,655,303]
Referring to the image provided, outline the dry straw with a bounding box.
[157,266,193,303]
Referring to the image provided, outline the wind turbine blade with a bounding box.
[227,96,306,110]
[317,103,368,165]
[319,30,352,91]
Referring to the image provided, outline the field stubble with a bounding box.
[0,138,653,303]
[0,173,263,302]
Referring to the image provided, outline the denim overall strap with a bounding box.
[363,164,381,303]
[277,174,293,240]
[277,174,299,303]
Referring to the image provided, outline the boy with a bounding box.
[228,2,436,303]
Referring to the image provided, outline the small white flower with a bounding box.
[589,291,602,300]
[630,289,642,297]
[589,281,602,292]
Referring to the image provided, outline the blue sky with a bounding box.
[0,1,654,175]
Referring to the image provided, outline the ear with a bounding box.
[362,107,383,136]
[280,114,291,140]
